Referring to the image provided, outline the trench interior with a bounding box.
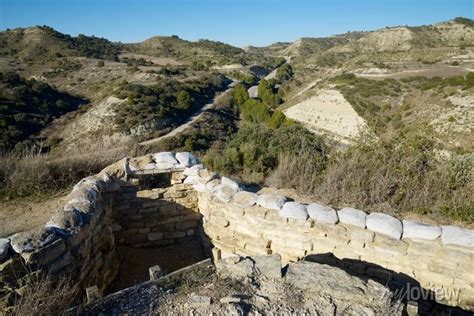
[107,172,210,293]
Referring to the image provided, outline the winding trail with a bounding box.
[139,81,235,146]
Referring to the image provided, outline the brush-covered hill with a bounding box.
[0,26,122,61]
[260,18,473,68]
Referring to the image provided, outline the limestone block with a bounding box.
[86,285,101,303]
[253,254,282,279]
[307,203,338,224]
[279,202,308,221]
[149,265,164,281]
[164,231,186,239]
[153,152,178,165]
[232,191,258,208]
[0,238,10,261]
[146,232,163,241]
[215,256,255,279]
[21,238,65,265]
[175,152,199,167]
[45,209,85,236]
[366,212,403,240]
[212,183,237,203]
[257,194,287,211]
[48,251,73,274]
[347,226,374,243]
[220,176,240,192]
[183,176,198,185]
[10,227,59,253]
[142,162,156,170]
[193,183,207,192]
[183,164,204,176]
[206,178,221,192]
[338,207,367,228]
[402,220,441,241]
[197,169,219,183]
[441,225,474,248]
[175,221,198,230]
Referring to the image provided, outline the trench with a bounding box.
[106,170,210,293]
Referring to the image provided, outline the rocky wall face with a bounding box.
[111,172,201,248]
[194,194,474,311]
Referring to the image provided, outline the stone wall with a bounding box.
[0,178,120,309]
[0,152,204,312]
[1,151,473,312]
[196,190,474,310]
[111,172,201,248]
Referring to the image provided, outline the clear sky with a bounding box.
[0,0,472,47]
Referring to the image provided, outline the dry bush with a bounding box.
[268,130,473,223]
[12,274,79,316]
[0,135,142,199]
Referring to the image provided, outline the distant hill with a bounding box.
[127,35,246,66]
[0,26,122,61]
[258,18,474,66]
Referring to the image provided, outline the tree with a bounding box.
[233,84,249,106]
[176,90,192,110]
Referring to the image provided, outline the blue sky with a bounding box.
[0,0,472,47]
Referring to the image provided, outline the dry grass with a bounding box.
[12,274,79,316]
[268,129,473,224]
[0,136,142,199]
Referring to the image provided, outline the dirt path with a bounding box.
[139,82,235,146]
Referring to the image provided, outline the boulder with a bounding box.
[153,152,178,165]
[286,261,391,305]
[366,213,403,240]
[441,226,474,248]
[402,220,441,241]
[337,207,367,228]
[65,186,99,214]
[253,254,282,279]
[215,256,255,279]
[307,203,338,224]
[279,202,308,221]
[220,176,240,192]
[45,209,86,236]
[212,183,237,203]
[0,238,10,261]
[233,191,258,208]
[183,164,204,177]
[175,152,199,167]
[257,194,287,211]
[10,227,59,253]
